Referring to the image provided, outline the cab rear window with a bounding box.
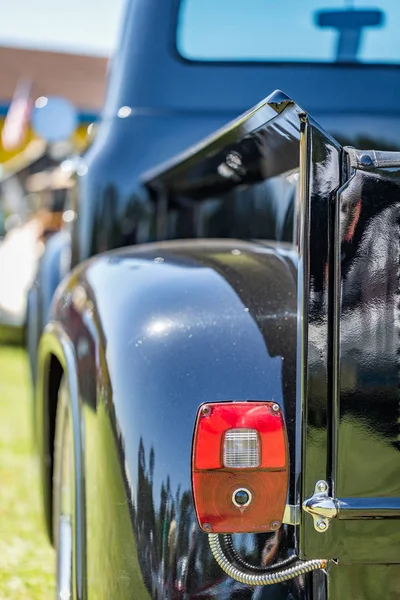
[177,0,400,65]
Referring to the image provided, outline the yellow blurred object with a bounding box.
[0,119,91,166]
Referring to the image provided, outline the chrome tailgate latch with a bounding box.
[303,481,338,533]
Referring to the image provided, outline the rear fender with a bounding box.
[46,238,303,598]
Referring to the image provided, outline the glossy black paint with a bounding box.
[328,154,400,562]
[142,90,301,248]
[299,117,342,561]
[49,239,309,599]
[297,121,400,575]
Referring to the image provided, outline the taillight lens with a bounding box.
[223,428,260,468]
[191,402,289,534]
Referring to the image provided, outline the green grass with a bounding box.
[0,347,54,599]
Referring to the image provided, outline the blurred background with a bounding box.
[0,0,125,333]
[0,1,123,596]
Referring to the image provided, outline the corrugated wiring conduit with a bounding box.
[208,533,327,586]
[221,534,297,572]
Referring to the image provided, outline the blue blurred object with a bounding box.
[31,96,78,143]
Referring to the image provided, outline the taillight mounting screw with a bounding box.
[271,403,280,413]
[202,522,212,532]
[271,520,280,529]
[201,405,211,417]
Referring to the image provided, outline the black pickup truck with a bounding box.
[31,1,400,599]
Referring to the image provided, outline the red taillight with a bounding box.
[191,402,289,534]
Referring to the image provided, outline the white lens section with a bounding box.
[223,428,260,468]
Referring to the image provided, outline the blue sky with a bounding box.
[0,0,125,55]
